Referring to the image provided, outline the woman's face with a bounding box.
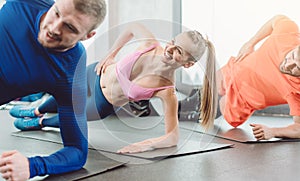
[163,32,196,68]
[280,45,300,77]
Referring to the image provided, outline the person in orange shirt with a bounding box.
[217,14,300,140]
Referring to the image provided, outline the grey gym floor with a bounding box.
[1,110,299,181]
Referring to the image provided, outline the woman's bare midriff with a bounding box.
[100,64,127,106]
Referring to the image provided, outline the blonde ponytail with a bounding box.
[199,40,218,130]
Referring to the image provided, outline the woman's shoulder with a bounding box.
[136,40,161,51]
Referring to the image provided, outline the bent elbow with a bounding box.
[78,149,88,168]
[171,128,180,146]
[69,144,88,169]
[78,144,88,167]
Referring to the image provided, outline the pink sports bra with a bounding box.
[116,44,174,101]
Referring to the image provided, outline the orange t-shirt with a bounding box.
[221,17,300,127]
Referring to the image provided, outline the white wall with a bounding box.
[182,0,300,68]
[108,0,173,26]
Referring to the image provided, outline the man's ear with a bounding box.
[81,30,96,41]
[183,61,195,68]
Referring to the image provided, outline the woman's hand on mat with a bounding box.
[0,150,30,181]
[250,123,274,140]
[95,56,115,75]
[117,132,178,154]
[117,139,155,154]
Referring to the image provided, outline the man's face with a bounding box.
[280,45,300,77]
[38,0,96,52]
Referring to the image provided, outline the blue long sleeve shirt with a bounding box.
[0,0,88,177]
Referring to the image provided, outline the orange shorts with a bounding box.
[220,57,254,127]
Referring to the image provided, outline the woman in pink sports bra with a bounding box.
[11,23,218,154]
[97,23,218,153]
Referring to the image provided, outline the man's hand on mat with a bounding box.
[117,139,155,154]
[0,150,30,181]
[250,123,274,140]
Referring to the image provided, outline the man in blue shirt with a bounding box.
[0,0,106,180]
